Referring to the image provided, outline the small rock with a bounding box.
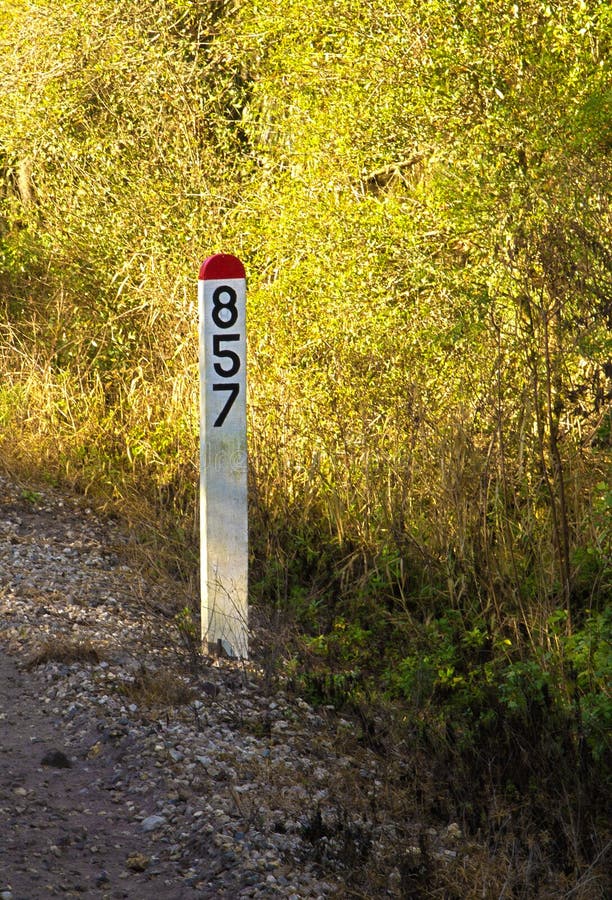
[87,742,103,759]
[126,853,150,872]
[41,749,72,768]
[141,814,166,832]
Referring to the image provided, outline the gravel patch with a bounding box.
[0,474,350,898]
[0,473,466,899]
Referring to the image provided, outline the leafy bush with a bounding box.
[1,3,610,890]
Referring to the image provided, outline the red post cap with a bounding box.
[199,254,245,281]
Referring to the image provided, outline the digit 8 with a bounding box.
[212,286,238,328]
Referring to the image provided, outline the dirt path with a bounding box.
[0,473,340,900]
[0,649,197,900]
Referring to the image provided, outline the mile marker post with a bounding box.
[198,254,248,659]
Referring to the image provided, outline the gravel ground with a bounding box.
[0,473,352,899]
[0,472,465,899]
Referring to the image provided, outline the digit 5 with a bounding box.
[213,333,240,377]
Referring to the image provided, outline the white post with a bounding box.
[198,254,248,659]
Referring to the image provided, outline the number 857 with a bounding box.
[211,285,241,428]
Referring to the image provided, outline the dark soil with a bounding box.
[0,650,197,899]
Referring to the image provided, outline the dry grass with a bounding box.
[283,689,611,899]
[26,637,102,669]
[120,666,197,709]
[1,2,609,895]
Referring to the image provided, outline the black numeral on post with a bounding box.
[212,286,238,329]
[213,383,239,427]
[211,286,241,427]
[213,334,240,377]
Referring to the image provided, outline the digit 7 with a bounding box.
[212,383,239,427]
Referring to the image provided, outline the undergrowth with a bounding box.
[1,0,610,895]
